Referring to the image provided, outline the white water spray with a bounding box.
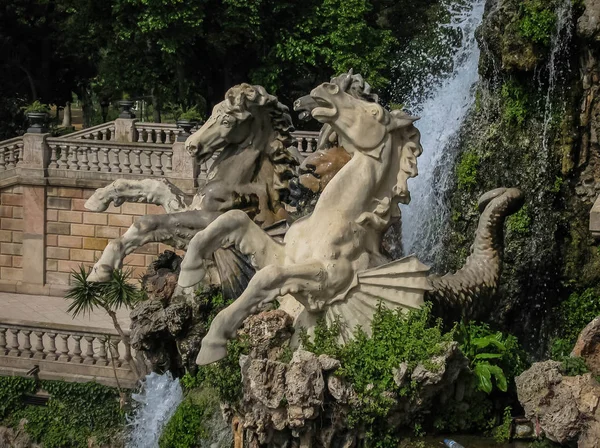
[127,372,184,448]
[400,0,486,263]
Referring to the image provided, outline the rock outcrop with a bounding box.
[572,316,600,376]
[516,360,600,447]
[225,310,469,448]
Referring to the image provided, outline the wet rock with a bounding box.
[516,360,600,446]
[572,316,600,375]
[578,0,600,41]
[393,362,409,386]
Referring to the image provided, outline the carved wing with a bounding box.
[325,255,432,342]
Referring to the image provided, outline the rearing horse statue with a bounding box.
[85,84,299,299]
[178,81,434,365]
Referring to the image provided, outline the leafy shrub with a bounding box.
[159,388,218,448]
[519,0,557,46]
[22,100,50,114]
[456,322,528,394]
[1,378,125,448]
[551,288,600,358]
[493,407,513,443]
[561,356,589,376]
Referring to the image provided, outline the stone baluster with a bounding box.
[101,129,110,141]
[165,153,173,174]
[46,333,58,361]
[7,146,16,169]
[80,146,90,171]
[71,335,83,363]
[68,146,78,170]
[100,148,111,172]
[131,150,142,174]
[96,338,108,366]
[109,339,122,367]
[33,331,45,359]
[142,150,153,174]
[21,330,32,358]
[124,342,132,364]
[48,145,59,169]
[89,147,100,171]
[122,149,132,174]
[58,334,70,362]
[0,150,6,172]
[296,138,303,153]
[110,148,121,173]
[8,329,19,356]
[0,328,7,355]
[57,145,68,169]
[153,152,164,175]
[307,138,315,153]
[83,336,95,365]
[16,144,23,164]
[137,127,145,143]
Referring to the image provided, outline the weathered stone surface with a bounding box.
[0,421,40,448]
[285,350,325,427]
[572,316,600,375]
[516,360,600,447]
[238,310,295,360]
[578,0,600,41]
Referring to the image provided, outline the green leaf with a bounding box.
[474,363,493,394]
[488,365,508,392]
[474,353,503,360]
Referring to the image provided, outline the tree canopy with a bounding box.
[0,0,453,137]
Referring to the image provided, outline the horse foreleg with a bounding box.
[178,210,285,288]
[88,210,221,282]
[196,262,327,365]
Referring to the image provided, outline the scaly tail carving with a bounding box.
[426,187,524,322]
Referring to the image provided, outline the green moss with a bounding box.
[456,151,480,190]
[501,79,530,125]
[550,176,563,194]
[506,205,531,235]
[493,407,513,443]
[519,0,557,46]
[159,388,218,448]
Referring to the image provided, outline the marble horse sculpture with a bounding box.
[85,84,299,298]
[179,80,525,365]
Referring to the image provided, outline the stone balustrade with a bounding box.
[46,137,173,178]
[0,137,24,176]
[134,123,179,145]
[0,319,137,388]
[292,131,319,154]
[66,122,116,141]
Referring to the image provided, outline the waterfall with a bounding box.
[127,372,184,448]
[399,0,486,264]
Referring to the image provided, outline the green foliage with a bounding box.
[456,151,480,190]
[550,288,600,357]
[493,406,513,443]
[67,266,142,317]
[551,176,564,194]
[0,377,124,448]
[561,356,590,376]
[302,304,453,446]
[181,337,248,404]
[23,100,50,114]
[159,388,217,448]
[501,80,530,125]
[519,0,557,46]
[177,105,204,122]
[456,322,528,394]
[506,205,531,235]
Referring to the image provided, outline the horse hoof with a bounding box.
[196,341,227,365]
[178,266,206,288]
[87,265,112,283]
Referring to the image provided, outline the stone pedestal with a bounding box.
[114,118,138,143]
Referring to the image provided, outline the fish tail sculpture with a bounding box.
[427,187,524,322]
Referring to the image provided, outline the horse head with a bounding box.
[296,82,423,204]
[185,83,296,166]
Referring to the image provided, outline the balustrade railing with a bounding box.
[64,122,116,141]
[0,137,24,173]
[134,123,179,145]
[46,138,173,177]
[292,131,319,154]
[0,319,137,388]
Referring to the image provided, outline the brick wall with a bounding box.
[44,187,172,286]
[0,186,23,284]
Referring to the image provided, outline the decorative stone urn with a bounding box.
[176,119,194,142]
[118,100,136,119]
[25,112,49,134]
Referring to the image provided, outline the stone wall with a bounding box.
[0,186,23,284]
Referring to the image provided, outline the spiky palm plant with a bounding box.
[67,267,145,379]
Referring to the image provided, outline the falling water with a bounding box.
[127,372,184,448]
[400,0,486,263]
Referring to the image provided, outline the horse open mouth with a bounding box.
[310,96,337,120]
